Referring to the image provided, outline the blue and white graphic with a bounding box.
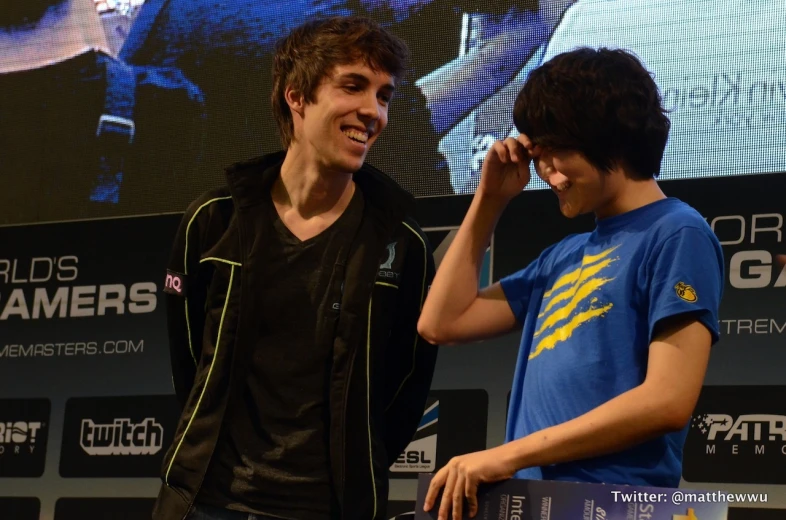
[391,400,438,473]
[417,0,785,194]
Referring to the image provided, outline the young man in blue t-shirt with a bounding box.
[417,47,724,519]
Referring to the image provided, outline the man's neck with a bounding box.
[274,147,356,221]
[0,0,111,74]
[595,177,667,220]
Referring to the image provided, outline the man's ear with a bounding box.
[284,85,305,117]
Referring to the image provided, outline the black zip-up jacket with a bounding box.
[153,151,439,520]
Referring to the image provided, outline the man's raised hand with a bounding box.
[478,136,538,202]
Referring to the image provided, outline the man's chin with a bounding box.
[330,154,365,175]
[558,202,581,219]
[346,156,365,172]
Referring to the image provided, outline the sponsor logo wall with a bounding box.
[2,174,785,517]
[0,214,182,520]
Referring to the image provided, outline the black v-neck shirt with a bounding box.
[198,186,365,520]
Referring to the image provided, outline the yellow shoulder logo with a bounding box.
[675,282,697,303]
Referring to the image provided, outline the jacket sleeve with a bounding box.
[164,198,211,409]
[383,221,439,466]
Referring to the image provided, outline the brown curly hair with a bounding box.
[271,16,410,148]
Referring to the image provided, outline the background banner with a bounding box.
[1,172,784,518]
[0,214,181,519]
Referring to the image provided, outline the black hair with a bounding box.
[513,47,671,179]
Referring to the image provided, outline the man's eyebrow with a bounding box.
[336,72,368,84]
[336,72,396,92]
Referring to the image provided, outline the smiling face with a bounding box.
[533,148,624,219]
[288,61,395,174]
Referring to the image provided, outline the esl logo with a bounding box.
[389,390,488,480]
[390,400,438,472]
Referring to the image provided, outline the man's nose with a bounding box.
[547,171,569,186]
[357,93,381,121]
[535,160,568,186]
[534,156,552,180]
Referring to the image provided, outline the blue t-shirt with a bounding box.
[499,197,724,487]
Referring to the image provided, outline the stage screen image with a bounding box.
[0,0,783,225]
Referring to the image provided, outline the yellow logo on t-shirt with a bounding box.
[529,245,620,360]
[675,282,698,302]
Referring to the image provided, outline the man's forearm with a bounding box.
[501,381,687,472]
[419,190,507,331]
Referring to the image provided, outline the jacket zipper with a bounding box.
[339,343,356,514]
[340,290,377,520]
[365,294,378,519]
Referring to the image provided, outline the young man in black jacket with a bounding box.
[155,16,438,520]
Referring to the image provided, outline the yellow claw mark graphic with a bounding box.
[543,245,620,298]
[535,276,615,337]
[539,257,618,317]
[529,302,614,360]
[528,244,620,360]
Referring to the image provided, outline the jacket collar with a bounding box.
[223,150,416,220]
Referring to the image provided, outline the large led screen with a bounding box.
[0,0,782,225]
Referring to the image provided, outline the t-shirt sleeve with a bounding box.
[499,258,541,325]
[647,226,724,344]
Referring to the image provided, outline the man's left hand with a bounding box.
[423,445,518,519]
